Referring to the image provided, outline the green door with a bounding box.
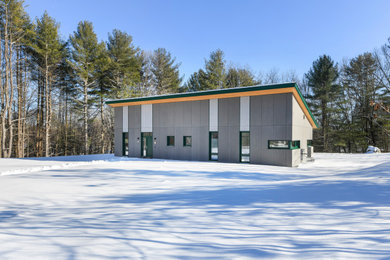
[141,132,153,158]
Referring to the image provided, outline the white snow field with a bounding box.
[0,153,390,259]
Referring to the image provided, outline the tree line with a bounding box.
[0,0,186,158]
[0,0,389,158]
[304,46,390,153]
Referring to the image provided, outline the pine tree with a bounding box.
[0,0,31,158]
[184,49,226,92]
[342,53,383,149]
[305,55,339,152]
[32,11,64,157]
[203,49,226,89]
[69,21,103,155]
[150,48,182,94]
[106,29,141,98]
[226,66,257,88]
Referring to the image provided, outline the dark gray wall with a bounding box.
[113,92,313,167]
[250,93,293,167]
[114,107,123,156]
[128,105,141,157]
[218,97,240,163]
[152,100,209,161]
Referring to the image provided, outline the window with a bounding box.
[167,136,175,146]
[240,132,250,163]
[183,136,192,147]
[209,132,218,160]
[268,140,289,149]
[122,132,128,156]
[268,140,300,150]
[307,140,313,147]
[290,140,300,149]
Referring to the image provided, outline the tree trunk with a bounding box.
[44,54,50,157]
[84,80,88,155]
[100,95,105,154]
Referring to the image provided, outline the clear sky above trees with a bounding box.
[24,0,390,81]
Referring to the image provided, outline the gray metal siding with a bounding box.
[113,92,310,167]
[152,100,209,161]
[128,105,141,157]
[250,94,293,167]
[218,97,240,163]
[114,107,123,156]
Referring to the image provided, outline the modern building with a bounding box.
[106,82,317,167]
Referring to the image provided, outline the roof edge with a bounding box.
[105,82,296,105]
[105,82,318,128]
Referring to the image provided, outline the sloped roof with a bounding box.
[106,82,318,128]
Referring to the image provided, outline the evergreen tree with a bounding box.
[184,69,211,92]
[184,49,226,92]
[69,21,103,155]
[106,29,141,98]
[137,50,154,96]
[150,48,182,94]
[305,55,339,152]
[203,49,226,89]
[226,66,257,88]
[32,11,64,157]
[342,53,384,149]
[0,0,31,158]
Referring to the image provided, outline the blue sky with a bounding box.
[25,0,390,82]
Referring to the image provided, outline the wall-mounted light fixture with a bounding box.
[137,137,140,143]
[154,137,157,144]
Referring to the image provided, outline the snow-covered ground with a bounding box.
[0,153,389,259]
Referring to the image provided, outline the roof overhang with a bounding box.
[106,83,318,128]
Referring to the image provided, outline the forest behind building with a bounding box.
[1,0,390,158]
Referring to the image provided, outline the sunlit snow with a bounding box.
[0,153,389,259]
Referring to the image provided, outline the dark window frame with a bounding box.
[167,136,175,146]
[268,140,301,150]
[209,132,218,161]
[183,136,192,147]
[122,132,129,156]
[240,131,250,163]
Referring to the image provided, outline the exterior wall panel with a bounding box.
[114,107,123,156]
[219,97,240,163]
[152,100,209,162]
[209,99,218,131]
[128,105,141,157]
[123,106,128,132]
[250,94,293,167]
[292,95,313,166]
[240,96,250,131]
[141,104,153,132]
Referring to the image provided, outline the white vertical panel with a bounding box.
[141,104,153,132]
[123,106,128,132]
[240,96,250,131]
[209,99,218,131]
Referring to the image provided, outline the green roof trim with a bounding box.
[105,82,295,104]
[106,82,318,128]
[294,84,319,128]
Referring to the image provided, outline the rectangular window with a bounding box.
[290,140,300,149]
[210,132,218,161]
[240,132,250,163]
[268,140,289,149]
[307,140,313,147]
[122,132,128,156]
[167,136,175,146]
[183,136,192,147]
[268,140,300,150]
